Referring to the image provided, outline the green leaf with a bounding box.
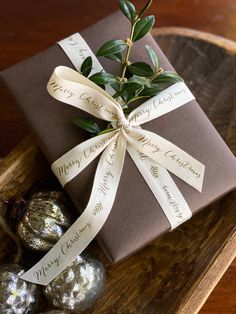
[89,72,117,85]
[111,82,120,91]
[81,56,92,77]
[119,0,137,22]
[123,91,136,103]
[105,52,123,62]
[73,118,101,134]
[133,15,155,42]
[123,81,143,92]
[111,81,120,91]
[97,40,127,57]
[152,71,183,84]
[145,45,159,69]
[128,62,154,77]
[139,0,153,18]
[112,89,126,99]
[140,85,162,97]
[113,82,142,100]
[128,76,150,86]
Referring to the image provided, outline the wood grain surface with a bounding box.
[153,28,236,314]
[0,1,236,313]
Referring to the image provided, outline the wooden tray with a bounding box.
[0,28,235,314]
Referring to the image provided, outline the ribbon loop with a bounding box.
[48,66,124,122]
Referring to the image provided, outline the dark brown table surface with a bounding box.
[0,1,235,313]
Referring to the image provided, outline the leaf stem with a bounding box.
[149,67,164,83]
[120,20,137,83]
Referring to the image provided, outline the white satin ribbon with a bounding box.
[58,32,115,95]
[58,33,103,76]
[21,34,205,285]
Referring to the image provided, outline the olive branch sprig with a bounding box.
[74,0,183,135]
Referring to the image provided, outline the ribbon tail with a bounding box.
[124,128,205,192]
[51,130,119,187]
[127,144,192,229]
[20,134,127,285]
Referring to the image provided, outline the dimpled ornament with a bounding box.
[0,264,40,314]
[17,191,71,251]
[43,255,105,311]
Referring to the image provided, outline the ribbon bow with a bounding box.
[20,64,205,286]
[49,66,204,191]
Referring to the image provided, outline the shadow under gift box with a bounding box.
[1,11,236,262]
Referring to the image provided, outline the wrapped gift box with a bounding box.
[1,11,236,262]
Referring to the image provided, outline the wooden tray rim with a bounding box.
[152,27,236,314]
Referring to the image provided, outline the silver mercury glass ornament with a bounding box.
[43,254,105,311]
[0,264,40,314]
[17,191,71,251]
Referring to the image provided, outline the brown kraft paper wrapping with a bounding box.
[1,11,236,262]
